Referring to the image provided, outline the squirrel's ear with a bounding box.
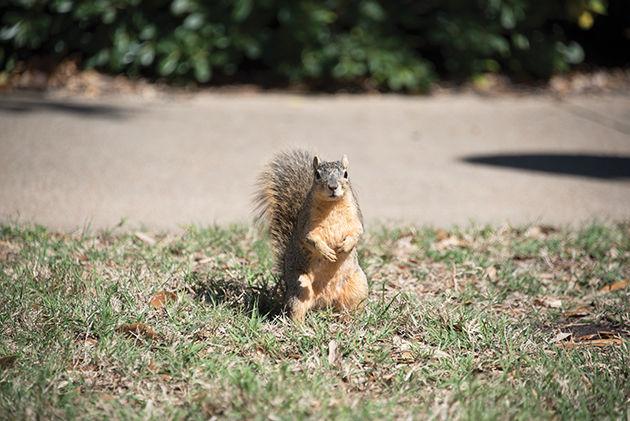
[341,154,349,169]
[312,155,320,170]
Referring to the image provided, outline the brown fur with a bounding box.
[254,149,367,321]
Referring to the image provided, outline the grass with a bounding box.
[0,222,628,420]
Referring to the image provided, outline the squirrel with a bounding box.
[254,149,368,321]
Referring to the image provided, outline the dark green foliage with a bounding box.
[0,0,614,91]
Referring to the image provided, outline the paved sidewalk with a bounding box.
[1,91,629,231]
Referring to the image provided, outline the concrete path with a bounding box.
[1,91,629,231]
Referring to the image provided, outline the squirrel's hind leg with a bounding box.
[336,267,368,313]
[286,273,315,322]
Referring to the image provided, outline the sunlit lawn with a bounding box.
[1,222,628,419]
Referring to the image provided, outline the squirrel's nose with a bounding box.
[328,184,337,191]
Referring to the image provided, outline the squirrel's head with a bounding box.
[312,154,350,201]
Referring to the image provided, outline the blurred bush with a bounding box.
[0,0,620,92]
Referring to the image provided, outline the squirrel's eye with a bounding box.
[343,171,348,179]
[315,171,321,180]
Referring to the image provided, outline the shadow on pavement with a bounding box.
[462,153,630,180]
[0,97,131,120]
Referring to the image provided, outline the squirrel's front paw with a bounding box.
[319,245,337,262]
[338,236,356,253]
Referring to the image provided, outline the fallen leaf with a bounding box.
[538,225,558,234]
[77,363,98,372]
[396,351,415,363]
[575,331,618,341]
[117,323,159,340]
[193,252,213,265]
[430,349,451,360]
[435,229,449,241]
[435,236,469,251]
[582,338,623,346]
[327,340,338,365]
[550,332,572,343]
[563,306,591,318]
[79,337,98,346]
[75,332,98,345]
[557,338,623,349]
[546,298,562,308]
[149,291,177,309]
[484,266,497,281]
[381,372,396,382]
[0,355,17,369]
[193,252,207,261]
[599,280,629,293]
[134,232,156,246]
[534,297,562,309]
[525,225,558,239]
[524,226,543,238]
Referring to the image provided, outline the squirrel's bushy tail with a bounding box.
[254,149,314,265]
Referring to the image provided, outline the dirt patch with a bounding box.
[559,321,629,340]
[552,319,629,348]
